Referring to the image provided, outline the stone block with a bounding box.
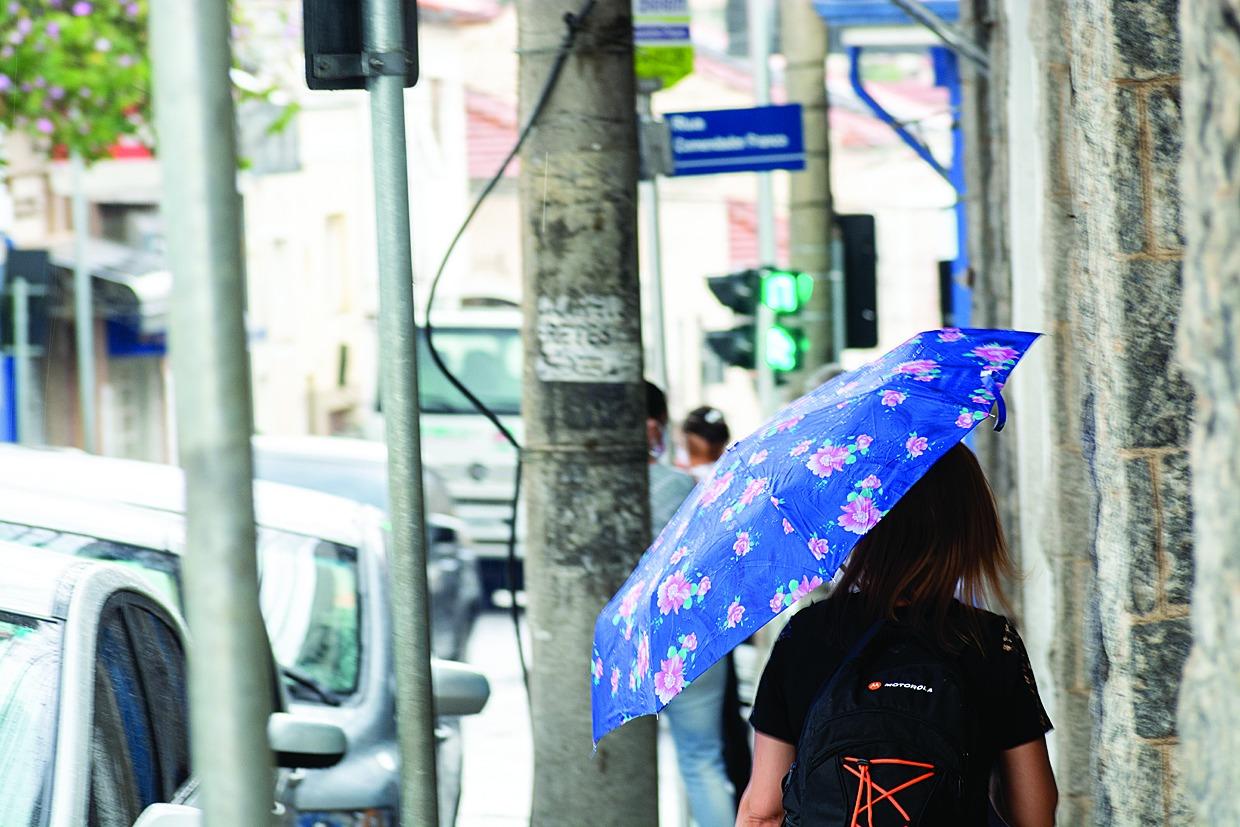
[1131,616,1192,739]
[1118,457,1159,615]
[1157,450,1194,606]
[1113,259,1194,448]
[1111,0,1182,78]
[1113,85,1146,254]
[1147,84,1184,250]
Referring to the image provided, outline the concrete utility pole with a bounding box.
[150,1,274,824]
[780,0,835,382]
[517,1,658,823]
[1178,1,1240,820]
[361,0,441,820]
[70,152,96,452]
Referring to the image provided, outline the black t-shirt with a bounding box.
[751,595,1052,773]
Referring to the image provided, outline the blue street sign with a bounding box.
[666,103,806,177]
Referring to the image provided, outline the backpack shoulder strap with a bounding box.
[795,619,884,746]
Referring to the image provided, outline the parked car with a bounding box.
[0,540,347,827]
[251,434,481,660]
[0,446,488,827]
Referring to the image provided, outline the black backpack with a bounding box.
[782,622,985,826]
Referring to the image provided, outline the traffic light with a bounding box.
[704,266,812,373]
[705,269,761,369]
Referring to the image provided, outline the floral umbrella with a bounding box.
[591,327,1040,744]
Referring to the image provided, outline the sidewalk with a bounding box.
[457,610,686,826]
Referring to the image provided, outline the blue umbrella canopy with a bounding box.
[591,327,1040,744]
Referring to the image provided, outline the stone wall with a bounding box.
[1176,0,1240,821]
[1023,0,1195,822]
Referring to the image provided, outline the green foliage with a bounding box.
[1,0,150,162]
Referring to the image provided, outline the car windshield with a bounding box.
[254,454,389,513]
[0,521,362,702]
[0,612,62,827]
[417,326,521,416]
[0,522,181,608]
[257,530,361,698]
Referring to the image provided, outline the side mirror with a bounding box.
[268,711,348,769]
[132,804,203,827]
[431,658,490,716]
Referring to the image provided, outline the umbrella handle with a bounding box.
[992,390,1008,432]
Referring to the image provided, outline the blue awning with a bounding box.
[814,0,959,26]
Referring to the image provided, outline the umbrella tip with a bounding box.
[992,390,1008,432]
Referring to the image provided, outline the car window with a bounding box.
[123,607,190,799]
[88,609,153,827]
[0,612,62,827]
[254,454,390,512]
[0,523,180,609]
[257,530,361,698]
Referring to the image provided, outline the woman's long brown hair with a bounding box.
[832,442,1014,649]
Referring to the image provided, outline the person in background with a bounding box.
[681,406,730,482]
[646,382,737,827]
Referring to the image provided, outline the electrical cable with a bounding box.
[421,0,599,699]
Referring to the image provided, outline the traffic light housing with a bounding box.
[704,266,812,373]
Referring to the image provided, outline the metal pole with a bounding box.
[70,152,96,452]
[361,0,440,822]
[637,90,670,393]
[150,3,275,825]
[888,0,990,74]
[829,234,846,361]
[12,276,30,444]
[749,0,776,413]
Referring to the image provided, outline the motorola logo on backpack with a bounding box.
[782,622,987,826]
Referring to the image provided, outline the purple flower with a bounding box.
[839,496,881,535]
[6,1,19,13]
[35,118,54,135]
[45,21,61,39]
[93,37,111,52]
[17,17,33,35]
[125,2,139,15]
[0,45,13,59]
[33,76,45,88]
[117,54,134,68]
[72,1,91,15]
[49,86,65,100]
[0,74,10,92]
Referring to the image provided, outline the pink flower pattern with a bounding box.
[726,601,746,628]
[782,518,795,535]
[807,443,849,478]
[856,434,873,451]
[697,577,711,598]
[636,634,650,679]
[700,471,734,506]
[906,434,929,458]
[808,536,830,561]
[956,412,975,428]
[938,328,964,342]
[610,667,620,695]
[789,439,813,457]
[881,389,907,407]
[840,496,882,535]
[739,477,768,505]
[683,633,698,651]
[657,572,692,615]
[791,575,824,603]
[971,343,1019,365]
[669,546,689,565]
[860,475,882,490]
[733,532,752,557]
[748,449,768,465]
[654,655,686,704]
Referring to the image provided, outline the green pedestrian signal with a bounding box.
[765,325,802,372]
[704,266,811,374]
[759,268,813,314]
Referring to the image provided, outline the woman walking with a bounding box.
[737,443,1058,826]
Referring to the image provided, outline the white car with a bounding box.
[0,541,346,827]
